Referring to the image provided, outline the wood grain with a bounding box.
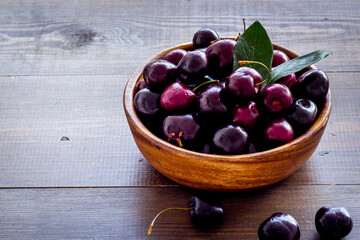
[1,185,359,239]
[0,72,359,188]
[0,1,359,239]
[0,0,359,76]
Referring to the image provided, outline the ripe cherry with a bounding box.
[272,50,290,67]
[226,67,263,99]
[287,99,318,126]
[147,196,223,235]
[213,125,249,154]
[197,83,228,116]
[178,50,208,84]
[315,206,353,239]
[277,73,297,89]
[296,69,329,100]
[258,212,300,240]
[163,49,188,66]
[263,118,294,145]
[232,101,260,129]
[134,88,160,116]
[193,28,220,49]
[136,79,148,92]
[160,82,196,112]
[261,83,293,112]
[143,60,177,91]
[163,114,200,147]
[206,39,236,78]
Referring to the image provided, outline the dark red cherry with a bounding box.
[258,212,300,240]
[264,118,294,145]
[147,195,223,235]
[197,83,228,116]
[143,60,177,92]
[232,101,260,129]
[193,28,219,49]
[134,88,160,116]
[163,114,200,145]
[287,99,318,126]
[178,50,208,84]
[315,206,353,239]
[136,79,148,92]
[277,73,297,89]
[189,196,223,226]
[226,67,263,99]
[163,49,188,66]
[272,50,290,67]
[296,69,329,100]
[160,82,196,112]
[261,83,293,112]
[213,125,248,154]
[206,39,236,78]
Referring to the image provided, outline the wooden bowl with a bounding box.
[123,41,332,191]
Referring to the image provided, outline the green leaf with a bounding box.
[268,50,332,85]
[233,21,273,80]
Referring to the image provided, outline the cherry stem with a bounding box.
[176,132,183,148]
[192,80,219,92]
[243,17,247,32]
[168,132,184,148]
[148,207,194,235]
[167,133,175,142]
[238,60,270,86]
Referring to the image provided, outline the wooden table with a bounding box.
[0,1,359,239]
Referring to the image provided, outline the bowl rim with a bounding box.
[123,41,332,163]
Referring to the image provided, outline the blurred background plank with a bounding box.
[0,0,359,76]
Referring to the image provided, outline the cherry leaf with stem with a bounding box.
[233,20,273,80]
[268,50,332,86]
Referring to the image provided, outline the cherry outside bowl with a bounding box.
[123,41,332,191]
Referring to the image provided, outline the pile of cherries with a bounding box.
[134,28,329,154]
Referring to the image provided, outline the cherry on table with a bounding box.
[147,196,223,235]
[315,206,353,239]
[258,212,300,240]
[189,196,224,226]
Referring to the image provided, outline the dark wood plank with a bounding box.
[0,0,359,76]
[0,185,359,239]
[0,72,359,188]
